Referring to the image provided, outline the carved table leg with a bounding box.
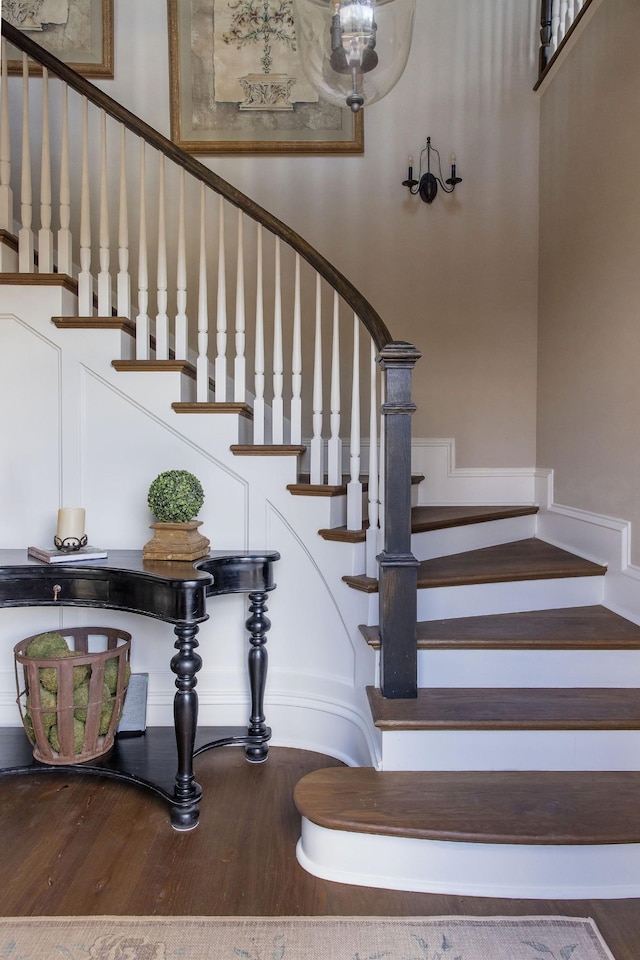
[170,622,203,830]
[245,591,271,763]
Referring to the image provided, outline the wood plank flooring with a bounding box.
[1,746,639,960]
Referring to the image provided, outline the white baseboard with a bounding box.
[411,439,537,505]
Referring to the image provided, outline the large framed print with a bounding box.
[167,0,363,155]
[3,0,114,78]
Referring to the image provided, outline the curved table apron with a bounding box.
[0,549,279,830]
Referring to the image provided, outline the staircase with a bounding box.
[3,19,640,901]
[294,508,640,898]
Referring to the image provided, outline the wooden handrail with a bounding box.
[1,17,393,351]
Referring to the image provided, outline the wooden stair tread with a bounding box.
[0,272,77,293]
[410,504,538,532]
[360,605,640,649]
[232,444,306,456]
[53,316,136,336]
[173,402,253,419]
[366,685,640,729]
[321,503,538,543]
[293,474,424,500]
[294,768,640,844]
[344,538,607,593]
[112,359,197,380]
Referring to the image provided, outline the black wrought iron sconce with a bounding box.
[402,136,462,204]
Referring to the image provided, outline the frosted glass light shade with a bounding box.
[293,0,415,112]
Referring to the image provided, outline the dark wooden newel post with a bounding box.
[378,341,421,699]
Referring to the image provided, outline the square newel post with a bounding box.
[377,341,421,698]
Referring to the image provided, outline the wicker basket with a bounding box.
[14,626,131,764]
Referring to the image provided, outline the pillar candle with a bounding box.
[57,508,86,541]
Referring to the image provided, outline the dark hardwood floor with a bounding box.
[1,746,638,959]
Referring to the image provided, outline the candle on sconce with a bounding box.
[408,155,413,181]
[56,507,85,543]
[450,153,457,180]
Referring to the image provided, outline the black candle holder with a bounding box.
[403,136,462,204]
[53,534,88,552]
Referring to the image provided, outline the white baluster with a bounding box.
[78,97,93,313]
[197,183,210,402]
[117,124,131,319]
[567,0,576,29]
[551,0,561,51]
[253,225,265,444]
[272,237,284,443]
[0,41,13,232]
[378,374,386,545]
[57,83,72,277]
[366,339,380,577]
[174,168,188,360]
[290,253,302,444]
[234,209,246,402]
[557,0,568,44]
[97,110,111,316]
[38,67,53,273]
[155,154,169,358]
[327,292,341,485]
[136,140,150,358]
[310,274,323,484]
[19,54,34,273]
[214,196,227,401]
[347,314,362,531]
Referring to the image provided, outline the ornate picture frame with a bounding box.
[167,0,363,155]
[4,0,114,78]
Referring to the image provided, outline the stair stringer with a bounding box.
[0,283,381,767]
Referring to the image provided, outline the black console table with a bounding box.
[0,548,279,830]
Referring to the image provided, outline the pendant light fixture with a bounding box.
[292,0,416,113]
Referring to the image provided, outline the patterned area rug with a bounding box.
[0,916,615,959]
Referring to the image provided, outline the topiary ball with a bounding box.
[147,470,205,523]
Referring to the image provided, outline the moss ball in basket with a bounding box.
[143,469,210,561]
[14,627,131,764]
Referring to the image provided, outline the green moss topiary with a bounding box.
[147,470,205,523]
[26,632,68,658]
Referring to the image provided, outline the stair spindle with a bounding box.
[38,67,53,273]
[366,339,380,577]
[0,41,13,232]
[310,274,324,484]
[272,237,284,444]
[234,209,246,402]
[174,167,188,360]
[290,253,302,445]
[57,83,72,277]
[117,124,131,319]
[155,154,169,358]
[253,225,266,443]
[197,182,210,402]
[214,196,227,401]
[327,292,341,486]
[78,96,93,312]
[136,140,150,358]
[19,54,34,273]
[347,313,362,531]
[97,109,111,316]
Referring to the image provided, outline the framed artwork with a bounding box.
[167,0,363,155]
[4,0,114,78]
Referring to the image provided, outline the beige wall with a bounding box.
[537,0,640,561]
[97,0,540,467]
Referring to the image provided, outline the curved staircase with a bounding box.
[294,507,640,898]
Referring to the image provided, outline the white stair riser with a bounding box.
[297,818,640,898]
[412,514,537,561]
[378,729,640,772]
[417,576,604,620]
[411,648,640,688]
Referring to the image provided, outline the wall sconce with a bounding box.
[402,136,462,204]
